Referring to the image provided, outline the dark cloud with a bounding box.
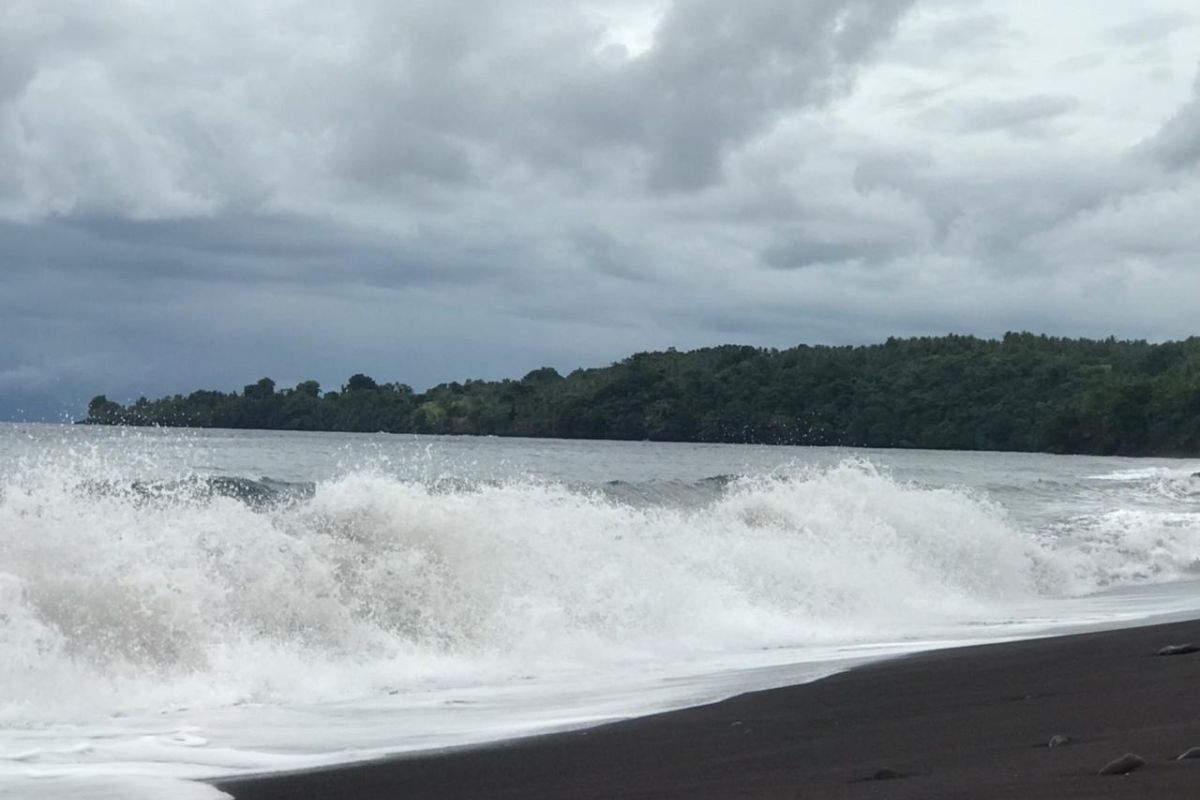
[761,237,902,269]
[569,227,654,283]
[616,0,913,191]
[1141,71,1200,169]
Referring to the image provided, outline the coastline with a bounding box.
[212,618,1200,799]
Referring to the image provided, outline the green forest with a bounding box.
[85,333,1200,456]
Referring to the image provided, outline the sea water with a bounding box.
[1,424,1198,799]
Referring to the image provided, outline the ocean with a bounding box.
[2,423,1199,799]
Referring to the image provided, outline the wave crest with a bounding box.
[0,456,1192,720]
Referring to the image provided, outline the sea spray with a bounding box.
[5,449,1184,724]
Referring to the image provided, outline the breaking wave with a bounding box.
[2,452,1197,723]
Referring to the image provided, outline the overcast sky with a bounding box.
[3,0,1200,419]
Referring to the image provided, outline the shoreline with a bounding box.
[212,617,1200,799]
[50,419,1200,460]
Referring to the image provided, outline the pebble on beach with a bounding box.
[1154,643,1199,656]
[1176,747,1200,761]
[1097,753,1145,776]
[1048,734,1071,748]
[871,768,907,781]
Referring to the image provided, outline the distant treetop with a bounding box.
[85,333,1200,456]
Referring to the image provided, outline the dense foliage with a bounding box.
[86,333,1200,456]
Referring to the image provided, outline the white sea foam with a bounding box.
[1043,508,1200,585]
[1085,464,1200,501]
[4,454,1196,723]
[1086,464,1200,482]
[3,446,1200,797]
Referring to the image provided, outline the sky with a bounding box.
[2,0,1200,420]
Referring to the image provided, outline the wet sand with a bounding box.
[213,618,1200,799]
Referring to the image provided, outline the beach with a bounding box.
[215,617,1200,799]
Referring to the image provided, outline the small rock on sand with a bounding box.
[1154,643,1199,656]
[1176,747,1200,761]
[1048,734,1071,748]
[1098,753,1145,776]
[871,768,906,780]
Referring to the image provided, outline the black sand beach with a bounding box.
[214,619,1200,799]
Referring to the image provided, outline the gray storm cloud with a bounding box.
[1,0,1199,419]
[0,0,912,215]
[1143,70,1200,169]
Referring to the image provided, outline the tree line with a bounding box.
[85,333,1200,456]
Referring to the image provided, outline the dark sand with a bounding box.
[214,619,1200,799]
